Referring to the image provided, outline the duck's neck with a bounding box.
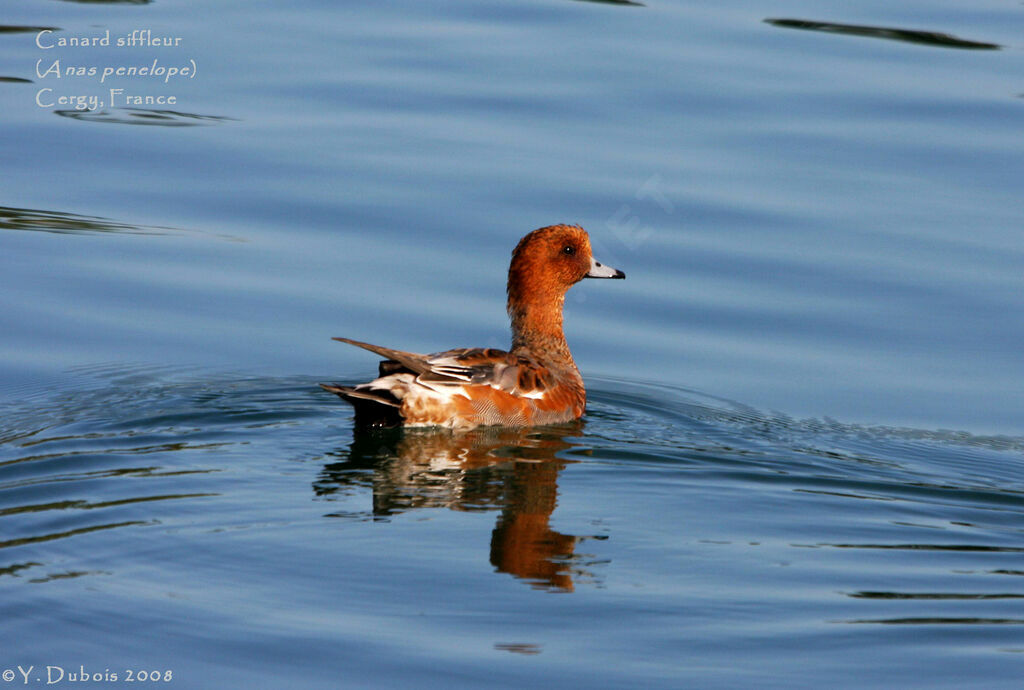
[508,291,576,368]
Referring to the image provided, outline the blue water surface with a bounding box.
[1,0,1022,688]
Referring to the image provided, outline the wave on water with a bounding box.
[2,367,1020,495]
[0,364,1020,602]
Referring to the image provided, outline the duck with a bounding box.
[321,224,625,429]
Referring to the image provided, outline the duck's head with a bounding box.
[508,224,624,303]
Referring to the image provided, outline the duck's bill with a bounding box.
[586,257,625,279]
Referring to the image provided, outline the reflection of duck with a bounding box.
[315,423,603,591]
[321,225,624,429]
[489,458,580,592]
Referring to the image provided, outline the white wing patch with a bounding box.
[428,364,475,381]
[414,376,473,399]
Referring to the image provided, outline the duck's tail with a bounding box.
[320,382,404,428]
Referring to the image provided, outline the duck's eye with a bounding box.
[562,245,575,256]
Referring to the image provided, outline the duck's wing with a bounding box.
[330,338,556,395]
[419,347,517,384]
[435,348,583,424]
[423,347,561,399]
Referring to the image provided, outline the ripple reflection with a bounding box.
[571,0,644,6]
[55,108,236,127]
[0,205,168,236]
[764,18,1000,50]
[0,26,59,34]
[0,204,243,241]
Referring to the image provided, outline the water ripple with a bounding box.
[0,205,169,236]
[0,205,245,241]
[764,18,1001,50]
[0,26,59,34]
[55,108,236,127]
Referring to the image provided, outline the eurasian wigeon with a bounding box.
[321,224,624,429]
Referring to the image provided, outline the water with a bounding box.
[1,0,1022,687]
